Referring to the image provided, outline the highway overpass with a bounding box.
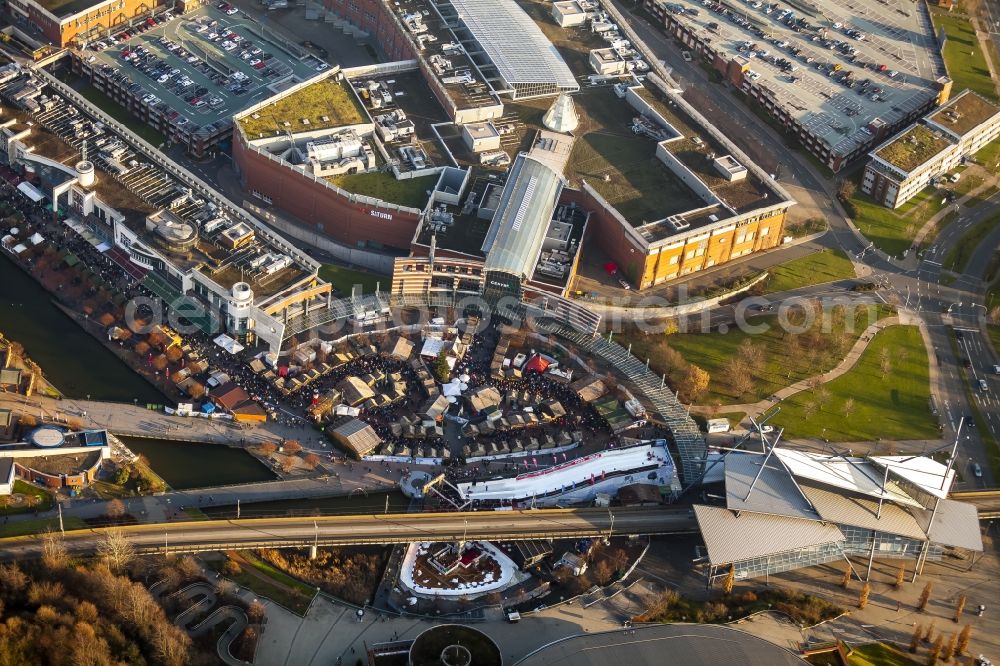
[0,507,698,558]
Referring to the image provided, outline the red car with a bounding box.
[189,96,201,105]
[253,61,265,69]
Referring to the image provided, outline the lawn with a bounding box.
[847,185,947,258]
[75,83,166,147]
[765,248,856,294]
[846,642,919,666]
[772,326,939,441]
[238,77,368,137]
[943,210,1000,273]
[932,12,998,101]
[327,172,437,209]
[975,136,1000,169]
[318,263,387,295]
[0,481,54,515]
[0,516,87,538]
[624,304,892,405]
[206,553,316,616]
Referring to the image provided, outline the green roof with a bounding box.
[326,171,437,209]
[876,125,952,173]
[239,77,368,138]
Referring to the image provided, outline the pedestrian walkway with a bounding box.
[691,316,902,419]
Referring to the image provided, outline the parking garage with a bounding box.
[68,4,328,156]
[646,0,949,170]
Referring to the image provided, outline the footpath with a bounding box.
[691,315,904,420]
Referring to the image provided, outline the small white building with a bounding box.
[462,122,503,153]
[0,458,14,495]
[589,48,627,76]
[551,0,588,27]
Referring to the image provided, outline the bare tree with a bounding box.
[41,529,68,570]
[105,498,126,521]
[97,529,136,572]
[283,440,303,455]
[843,397,856,419]
[957,624,972,655]
[724,358,755,398]
[918,582,933,612]
[858,582,871,609]
[722,564,735,595]
[879,347,892,379]
[247,600,266,624]
[303,453,322,470]
[954,594,966,622]
[259,441,278,457]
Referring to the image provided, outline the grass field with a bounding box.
[0,481,54,515]
[0,516,87,538]
[318,263,386,295]
[943,210,1000,272]
[625,304,892,405]
[932,12,998,101]
[238,77,367,137]
[765,248,856,293]
[847,186,947,257]
[327,172,437,209]
[846,642,919,666]
[975,136,1000,168]
[772,326,939,441]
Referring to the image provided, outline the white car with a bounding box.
[226,7,238,14]
[207,32,218,39]
[681,51,692,62]
[249,58,261,66]
[196,25,208,33]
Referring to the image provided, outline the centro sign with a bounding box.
[370,210,393,221]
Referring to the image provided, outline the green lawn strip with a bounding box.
[772,325,940,441]
[975,136,1000,168]
[0,516,87,538]
[931,11,999,101]
[988,325,1000,359]
[943,210,1000,273]
[75,83,166,147]
[764,248,856,293]
[629,304,892,405]
[183,507,211,521]
[327,172,437,209]
[0,480,54,515]
[846,641,919,666]
[317,264,387,295]
[847,186,946,257]
[967,184,1000,207]
[205,555,315,616]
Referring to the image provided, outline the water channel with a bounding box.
[0,253,276,487]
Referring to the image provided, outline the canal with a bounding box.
[0,251,165,403]
[201,490,411,519]
[119,436,278,490]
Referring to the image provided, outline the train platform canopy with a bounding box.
[17,181,44,202]
[214,334,245,355]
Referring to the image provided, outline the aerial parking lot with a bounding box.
[657,0,947,161]
[83,4,328,130]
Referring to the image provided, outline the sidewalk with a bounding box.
[692,316,902,419]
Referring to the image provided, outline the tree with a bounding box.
[304,453,321,469]
[843,397,856,419]
[724,358,755,398]
[736,339,766,368]
[838,179,857,201]
[927,635,943,666]
[216,579,237,601]
[594,559,615,586]
[894,564,905,588]
[943,633,957,662]
[281,457,296,474]
[432,350,451,382]
[840,562,852,589]
[803,400,818,420]
[113,466,130,486]
[41,529,68,570]
[858,582,871,609]
[923,621,936,642]
[259,441,278,457]
[679,364,710,402]
[957,624,971,655]
[910,624,923,653]
[105,498,126,520]
[879,347,892,379]
[918,582,933,612]
[953,595,966,622]
[223,559,242,576]
[722,564,735,595]
[98,529,136,572]
[247,600,265,624]
[283,440,303,454]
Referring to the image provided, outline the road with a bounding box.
[0,507,698,557]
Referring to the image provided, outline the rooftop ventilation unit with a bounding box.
[666,216,690,231]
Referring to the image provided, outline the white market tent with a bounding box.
[213,334,245,355]
[17,181,45,203]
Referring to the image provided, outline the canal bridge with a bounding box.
[0,507,698,558]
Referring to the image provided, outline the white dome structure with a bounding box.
[542,93,579,134]
[75,160,95,188]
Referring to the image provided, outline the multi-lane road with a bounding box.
[0,507,699,558]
